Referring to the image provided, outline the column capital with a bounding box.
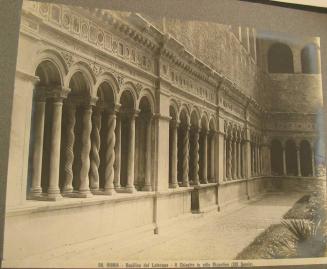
[36,85,71,100]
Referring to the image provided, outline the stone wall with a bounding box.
[141,15,259,100]
[264,74,323,113]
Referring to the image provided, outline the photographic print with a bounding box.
[2,1,327,267]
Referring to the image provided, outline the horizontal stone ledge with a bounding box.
[6,191,156,217]
[156,186,194,197]
[219,178,250,186]
[193,182,218,190]
[266,176,326,180]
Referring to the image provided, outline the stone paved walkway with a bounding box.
[7,192,304,268]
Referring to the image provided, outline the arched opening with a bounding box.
[300,140,313,176]
[301,44,319,74]
[189,111,200,185]
[270,139,283,176]
[119,90,136,190]
[177,109,189,186]
[169,105,178,188]
[29,60,62,197]
[96,82,115,191]
[268,43,294,73]
[135,96,153,191]
[285,140,297,176]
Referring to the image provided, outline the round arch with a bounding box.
[268,43,294,73]
[94,72,119,104]
[65,62,96,96]
[137,88,155,113]
[33,49,68,86]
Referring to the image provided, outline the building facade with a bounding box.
[3,1,325,262]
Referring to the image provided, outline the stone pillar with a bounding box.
[296,146,302,177]
[210,132,215,181]
[62,104,76,194]
[30,97,46,197]
[202,130,208,184]
[193,127,200,186]
[170,121,179,188]
[228,138,232,180]
[103,112,116,195]
[47,98,64,200]
[312,148,316,177]
[237,140,242,178]
[282,146,287,175]
[251,144,254,175]
[78,103,94,197]
[126,113,136,192]
[224,136,227,180]
[182,124,190,187]
[114,113,121,189]
[143,116,153,191]
[244,139,251,179]
[89,108,102,192]
[233,138,237,179]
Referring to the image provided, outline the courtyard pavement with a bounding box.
[7,192,304,268]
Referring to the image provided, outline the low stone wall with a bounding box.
[156,187,193,221]
[4,193,155,261]
[217,179,249,210]
[264,176,326,194]
[191,183,218,213]
[247,177,266,198]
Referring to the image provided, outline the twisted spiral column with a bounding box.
[202,130,208,184]
[104,112,116,195]
[62,104,76,194]
[228,138,232,180]
[238,140,241,178]
[182,124,190,187]
[193,127,200,186]
[89,109,102,191]
[78,105,93,197]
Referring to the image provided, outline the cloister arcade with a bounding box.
[28,50,321,202]
[270,138,316,177]
[29,54,157,199]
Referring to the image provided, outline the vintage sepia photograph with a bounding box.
[1,0,327,268]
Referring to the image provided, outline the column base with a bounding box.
[62,187,74,194]
[169,183,179,189]
[76,190,93,198]
[181,181,190,187]
[28,190,42,199]
[103,188,116,195]
[142,185,152,191]
[91,189,105,195]
[124,186,136,193]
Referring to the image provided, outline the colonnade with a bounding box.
[271,139,316,177]
[224,130,245,181]
[169,111,216,188]
[29,63,154,200]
